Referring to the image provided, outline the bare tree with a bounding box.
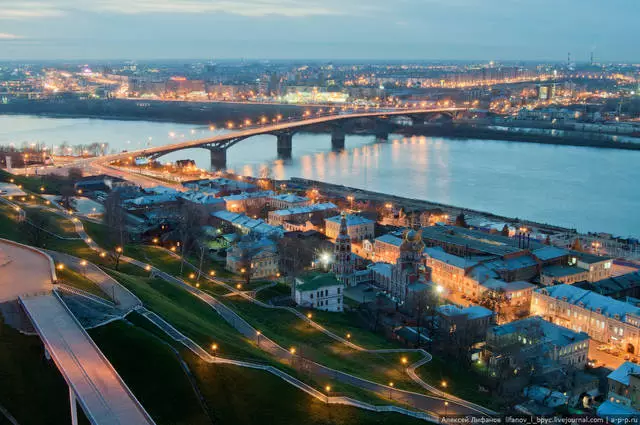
[176,202,204,276]
[103,191,129,249]
[67,167,83,181]
[22,210,52,248]
[408,288,439,348]
[479,288,509,324]
[59,184,77,211]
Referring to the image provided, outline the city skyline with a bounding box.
[0,0,639,61]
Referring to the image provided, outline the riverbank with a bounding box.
[285,177,574,235]
[397,123,640,151]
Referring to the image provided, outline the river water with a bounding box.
[1,115,639,238]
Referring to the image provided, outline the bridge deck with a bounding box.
[20,293,155,425]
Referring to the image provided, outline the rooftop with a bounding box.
[326,214,374,226]
[490,316,589,345]
[270,202,337,216]
[422,224,543,257]
[437,304,493,320]
[570,250,612,264]
[224,190,275,202]
[541,265,587,278]
[375,234,403,247]
[576,271,640,295]
[269,193,309,203]
[295,272,343,291]
[482,279,535,293]
[536,284,640,322]
[607,361,640,386]
[533,246,569,262]
[424,246,481,270]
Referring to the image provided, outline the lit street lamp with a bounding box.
[325,385,331,403]
[388,382,394,399]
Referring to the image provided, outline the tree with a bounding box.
[22,210,52,248]
[59,184,77,211]
[571,238,584,252]
[479,288,509,324]
[408,288,439,348]
[455,212,468,228]
[176,202,204,276]
[103,191,129,249]
[67,167,83,181]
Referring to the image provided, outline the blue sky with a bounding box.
[0,0,638,61]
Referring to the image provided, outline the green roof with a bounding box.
[296,272,342,291]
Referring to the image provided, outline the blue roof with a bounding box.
[326,214,374,226]
[375,234,403,246]
[537,284,640,321]
[533,246,569,262]
[491,316,589,345]
[424,246,480,269]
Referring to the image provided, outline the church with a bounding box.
[331,212,430,304]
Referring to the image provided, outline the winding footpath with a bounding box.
[20,197,496,419]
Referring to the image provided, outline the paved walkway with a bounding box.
[0,239,53,302]
[20,292,155,425]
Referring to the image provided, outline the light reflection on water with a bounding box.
[1,115,639,237]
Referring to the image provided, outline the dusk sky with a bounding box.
[0,0,638,61]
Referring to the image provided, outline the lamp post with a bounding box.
[256,331,261,347]
[388,382,394,400]
[211,343,218,360]
[289,347,296,366]
[80,260,87,277]
[444,401,449,417]
[325,385,331,404]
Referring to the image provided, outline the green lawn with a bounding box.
[89,320,211,425]
[0,315,90,425]
[107,271,270,362]
[184,351,425,425]
[255,282,291,302]
[221,296,425,393]
[415,357,498,409]
[57,266,111,300]
[297,307,401,350]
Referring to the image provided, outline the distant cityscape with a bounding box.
[1,47,640,425]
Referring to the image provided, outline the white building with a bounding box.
[268,193,311,210]
[325,214,375,242]
[294,272,345,312]
[267,202,338,226]
[532,284,640,355]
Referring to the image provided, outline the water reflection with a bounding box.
[1,115,639,237]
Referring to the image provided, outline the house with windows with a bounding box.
[605,361,640,410]
[294,272,344,312]
[531,284,640,355]
[325,214,375,242]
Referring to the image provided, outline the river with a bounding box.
[1,115,638,238]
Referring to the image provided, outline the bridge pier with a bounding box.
[374,129,389,142]
[277,133,293,159]
[331,127,346,151]
[69,387,78,425]
[206,147,227,170]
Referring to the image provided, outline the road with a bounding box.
[20,292,155,425]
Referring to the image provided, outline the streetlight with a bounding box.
[256,330,261,347]
[290,347,296,365]
[444,401,449,416]
[325,385,331,403]
[346,333,351,340]
[57,263,64,271]
[211,343,218,359]
[80,260,87,276]
[209,270,216,276]
[441,380,448,389]
[388,382,394,399]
